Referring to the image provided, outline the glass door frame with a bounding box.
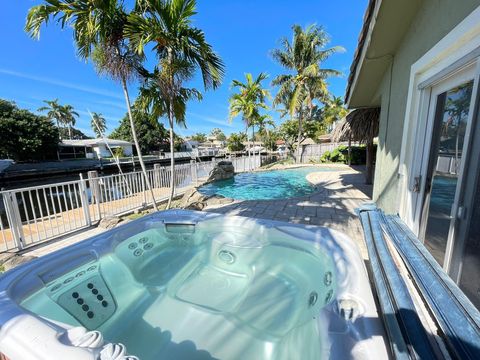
[415,60,480,274]
[448,66,480,282]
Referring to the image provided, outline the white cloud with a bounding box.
[94,99,127,110]
[0,68,123,100]
[187,111,234,128]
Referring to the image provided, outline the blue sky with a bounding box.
[0,1,367,138]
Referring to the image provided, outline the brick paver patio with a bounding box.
[203,166,372,258]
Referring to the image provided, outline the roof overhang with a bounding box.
[345,0,421,108]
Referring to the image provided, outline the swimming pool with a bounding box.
[0,210,388,359]
[199,167,333,200]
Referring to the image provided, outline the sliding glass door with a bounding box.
[420,80,474,266]
[417,61,480,308]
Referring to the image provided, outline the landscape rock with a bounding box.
[207,161,235,182]
[2,254,37,271]
[180,189,233,210]
[180,188,208,209]
[99,216,121,229]
[205,195,234,206]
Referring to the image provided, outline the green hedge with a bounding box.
[320,145,377,165]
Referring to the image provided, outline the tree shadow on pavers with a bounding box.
[337,173,372,198]
[203,200,270,218]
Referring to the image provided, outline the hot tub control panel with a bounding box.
[44,263,116,330]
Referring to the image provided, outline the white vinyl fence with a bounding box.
[0,156,267,252]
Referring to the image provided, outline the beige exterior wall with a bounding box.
[373,0,480,213]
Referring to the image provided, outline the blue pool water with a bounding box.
[199,167,334,200]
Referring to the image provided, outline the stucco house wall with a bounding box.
[372,0,480,213]
[93,144,133,159]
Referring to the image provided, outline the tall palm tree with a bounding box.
[125,0,224,209]
[229,73,270,168]
[38,99,64,139]
[91,112,107,138]
[137,65,202,192]
[256,114,275,136]
[272,24,343,163]
[61,104,79,139]
[323,95,348,127]
[25,0,158,210]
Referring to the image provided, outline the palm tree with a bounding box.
[323,96,348,128]
[61,104,79,139]
[125,0,224,209]
[272,24,343,163]
[38,99,64,139]
[229,73,270,169]
[25,0,158,210]
[256,114,275,136]
[91,112,107,138]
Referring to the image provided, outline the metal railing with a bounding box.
[0,156,265,252]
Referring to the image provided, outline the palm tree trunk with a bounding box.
[296,112,303,164]
[252,125,255,169]
[56,120,61,141]
[348,134,352,166]
[365,139,374,185]
[120,76,158,211]
[166,119,175,209]
[166,49,176,210]
[68,125,72,140]
[246,124,250,171]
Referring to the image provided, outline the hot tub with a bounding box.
[0,210,389,359]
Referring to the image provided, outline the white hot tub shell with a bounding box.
[0,210,389,360]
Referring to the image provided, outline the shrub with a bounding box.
[320,144,377,165]
[0,100,59,161]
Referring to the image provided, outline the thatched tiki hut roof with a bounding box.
[332,108,380,184]
[332,107,380,143]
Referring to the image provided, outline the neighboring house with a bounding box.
[181,139,226,156]
[346,0,480,307]
[300,137,316,146]
[317,134,332,144]
[60,139,133,159]
[242,141,264,154]
[181,140,199,152]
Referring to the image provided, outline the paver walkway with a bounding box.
[203,166,372,258]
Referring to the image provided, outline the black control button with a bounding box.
[87,283,94,289]
[72,292,79,298]
[77,298,84,305]
[82,304,89,311]
[102,301,108,307]
[92,289,98,295]
[87,311,94,319]
[97,295,103,301]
